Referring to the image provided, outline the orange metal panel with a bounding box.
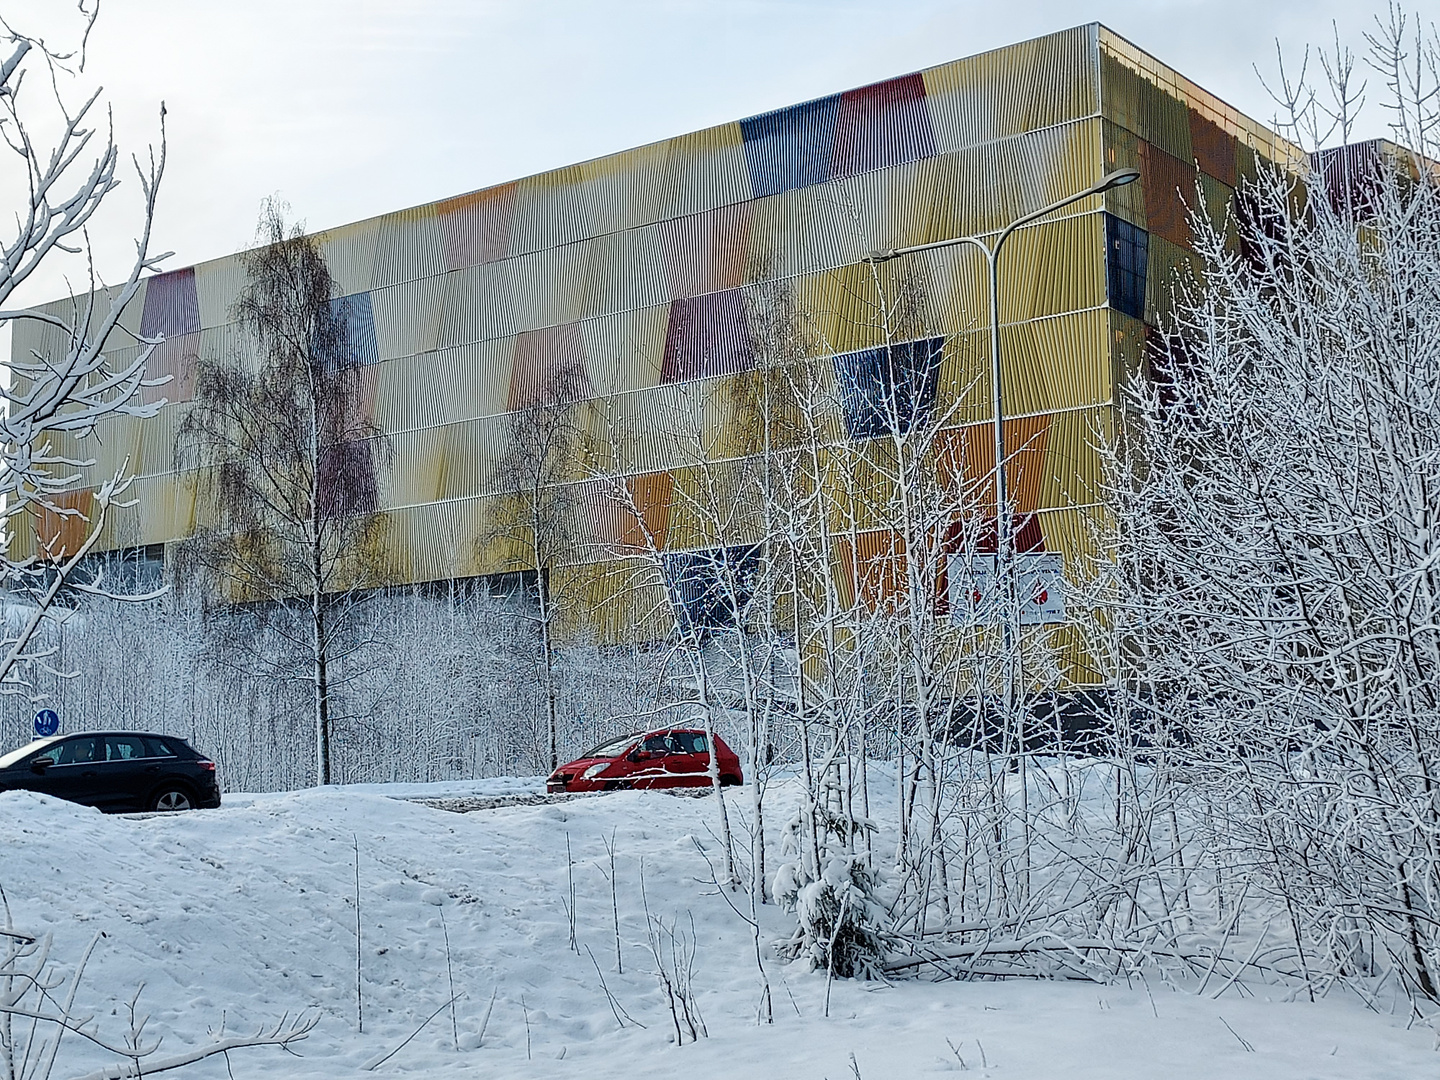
[1138,140,1197,248]
[34,489,95,560]
[435,183,516,270]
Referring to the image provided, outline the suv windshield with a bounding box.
[580,733,640,759]
[0,737,60,770]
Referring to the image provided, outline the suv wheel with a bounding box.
[150,786,194,812]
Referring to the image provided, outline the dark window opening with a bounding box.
[1105,214,1149,322]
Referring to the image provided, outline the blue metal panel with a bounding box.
[740,94,841,200]
[833,336,946,439]
[663,543,761,635]
[330,292,380,367]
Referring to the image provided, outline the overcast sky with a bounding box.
[4,0,1405,305]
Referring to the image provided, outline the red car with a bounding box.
[548,728,743,793]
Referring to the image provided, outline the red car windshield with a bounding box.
[579,733,640,759]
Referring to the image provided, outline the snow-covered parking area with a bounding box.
[1,781,1434,1079]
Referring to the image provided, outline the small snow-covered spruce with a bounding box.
[775,855,885,980]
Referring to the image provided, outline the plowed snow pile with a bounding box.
[1,779,1434,1079]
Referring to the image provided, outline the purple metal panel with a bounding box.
[138,268,201,405]
[508,322,592,411]
[318,439,379,517]
[139,268,200,338]
[660,287,754,384]
[1313,140,1385,215]
[831,73,936,179]
[654,201,753,301]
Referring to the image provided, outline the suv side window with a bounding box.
[38,737,100,766]
[678,732,708,754]
[105,735,149,761]
[641,734,672,755]
[144,736,178,758]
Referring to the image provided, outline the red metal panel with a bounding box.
[578,470,678,554]
[1138,140,1196,248]
[832,72,936,179]
[654,201,753,301]
[507,322,592,411]
[1188,108,1236,187]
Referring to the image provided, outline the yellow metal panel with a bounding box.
[1108,309,1147,393]
[1001,306,1112,415]
[1100,120,1146,229]
[923,25,1099,155]
[1198,171,1236,245]
[369,338,513,438]
[997,209,1106,324]
[1035,406,1109,511]
[375,414,510,509]
[510,162,598,259]
[1144,232,1204,326]
[599,380,706,476]
[129,401,185,481]
[826,119,1102,263]
[436,260,516,349]
[580,226,667,324]
[372,275,446,362]
[578,140,672,236]
[317,218,381,297]
[507,243,591,335]
[1098,27,1307,171]
[658,121,751,221]
[1099,49,1193,163]
[193,255,248,330]
[373,204,446,290]
[579,304,669,397]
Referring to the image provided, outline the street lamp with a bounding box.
[866,166,1140,740]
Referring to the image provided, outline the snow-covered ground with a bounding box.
[1,779,1435,1079]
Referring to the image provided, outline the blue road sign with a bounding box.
[33,710,58,737]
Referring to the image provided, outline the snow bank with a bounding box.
[0,780,1433,1078]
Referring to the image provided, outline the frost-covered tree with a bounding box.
[1103,7,1440,1003]
[488,358,588,772]
[0,5,167,689]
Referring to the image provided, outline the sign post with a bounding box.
[33,709,59,738]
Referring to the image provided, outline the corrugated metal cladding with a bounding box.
[11,24,1299,681]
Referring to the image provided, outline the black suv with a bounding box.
[0,732,221,812]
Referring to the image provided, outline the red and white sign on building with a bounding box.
[948,553,1067,626]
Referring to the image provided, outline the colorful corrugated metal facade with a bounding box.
[10,24,1301,683]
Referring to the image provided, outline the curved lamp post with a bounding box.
[866,166,1140,734]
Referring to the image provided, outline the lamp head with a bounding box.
[1097,167,1141,192]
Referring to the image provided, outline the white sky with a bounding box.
[1,0,1409,306]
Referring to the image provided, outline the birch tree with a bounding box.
[176,200,388,786]
[488,359,588,771]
